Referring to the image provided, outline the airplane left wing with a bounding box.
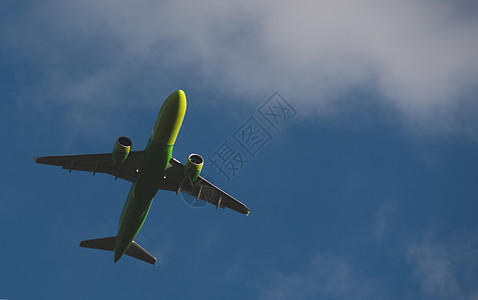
[159,158,250,215]
[34,151,144,183]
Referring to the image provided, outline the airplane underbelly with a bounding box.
[115,139,173,257]
[133,139,173,198]
[116,185,154,256]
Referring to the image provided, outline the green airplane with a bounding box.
[34,90,250,265]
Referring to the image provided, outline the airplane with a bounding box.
[34,90,250,265]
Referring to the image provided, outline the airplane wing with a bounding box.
[159,158,250,215]
[34,151,144,183]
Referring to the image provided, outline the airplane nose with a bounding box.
[164,90,186,106]
[150,90,187,145]
[172,89,185,101]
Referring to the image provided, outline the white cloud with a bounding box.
[406,230,478,299]
[259,252,381,300]
[258,228,478,300]
[5,0,478,135]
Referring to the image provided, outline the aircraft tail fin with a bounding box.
[79,236,157,265]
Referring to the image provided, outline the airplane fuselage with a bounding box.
[114,90,187,262]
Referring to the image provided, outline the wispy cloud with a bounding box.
[406,230,478,299]
[371,199,399,240]
[258,252,382,300]
[4,0,478,136]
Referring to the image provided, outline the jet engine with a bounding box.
[112,136,132,165]
[184,153,204,181]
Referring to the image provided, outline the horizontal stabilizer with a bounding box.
[79,236,157,265]
[125,241,157,265]
[80,236,117,251]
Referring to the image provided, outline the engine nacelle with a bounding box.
[184,153,204,181]
[112,136,132,165]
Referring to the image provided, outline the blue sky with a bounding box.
[1,1,478,299]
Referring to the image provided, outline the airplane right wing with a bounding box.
[158,158,250,215]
